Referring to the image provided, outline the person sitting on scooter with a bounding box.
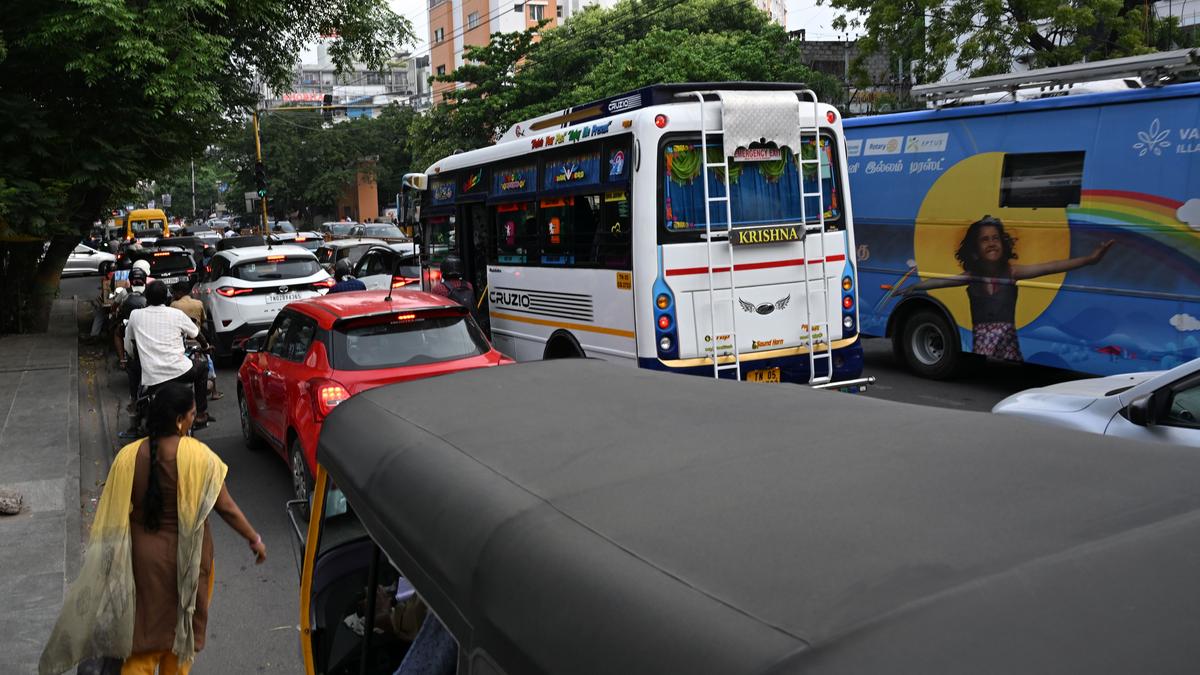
[123,281,214,430]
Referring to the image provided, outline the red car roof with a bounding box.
[291,289,460,326]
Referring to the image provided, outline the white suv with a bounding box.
[198,245,333,358]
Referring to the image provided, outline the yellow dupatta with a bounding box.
[39,437,227,674]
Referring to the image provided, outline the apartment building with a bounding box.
[265,44,433,118]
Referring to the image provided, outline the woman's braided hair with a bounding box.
[142,383,194,532]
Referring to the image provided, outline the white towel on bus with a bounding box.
[717,90,806,159]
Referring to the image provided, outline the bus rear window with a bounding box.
[232,258,321,281]
[659,137,842,240]
[331,314,489,370]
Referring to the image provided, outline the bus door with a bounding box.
[458,202,491,332]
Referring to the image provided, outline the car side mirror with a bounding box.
[1126,394,1157,427]
[243,329,269,354]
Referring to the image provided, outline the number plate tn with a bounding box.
[746,367,780,383]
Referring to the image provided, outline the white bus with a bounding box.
[416,83,868,387]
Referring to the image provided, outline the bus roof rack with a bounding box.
[912,48,1199,103]
[499,82,810,142]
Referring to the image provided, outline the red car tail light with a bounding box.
[310,379,351,420]
[216,286,252,297]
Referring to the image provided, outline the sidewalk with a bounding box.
[0,300,81,673]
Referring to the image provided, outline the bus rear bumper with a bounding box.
[638,340,865,388]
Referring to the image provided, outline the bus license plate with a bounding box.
[269,293,301,303]
[747,367,780,383]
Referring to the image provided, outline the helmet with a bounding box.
[131,259,151,275]
[333,258,354,281]
[440,254,464,280]
[128,267,148,287]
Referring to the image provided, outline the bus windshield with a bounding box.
[660,136,842,240]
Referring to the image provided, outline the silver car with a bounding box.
[993,358,1200,447]
[64,243,116,275]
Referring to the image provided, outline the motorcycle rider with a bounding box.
[123,280,214,430]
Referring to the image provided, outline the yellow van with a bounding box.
[121,208,170,240]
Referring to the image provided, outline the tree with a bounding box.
[421,0,840,169]
[0,0,413,331]
[823,0,1192,83]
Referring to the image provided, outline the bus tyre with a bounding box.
[899,309,961,380]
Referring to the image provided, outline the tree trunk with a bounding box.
[24,234,77,333]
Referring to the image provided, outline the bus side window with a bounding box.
[597,191,631,270]
[493,202,537,265]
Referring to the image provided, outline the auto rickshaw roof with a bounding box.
[318,359,1200,674]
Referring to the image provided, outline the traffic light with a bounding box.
[322,94,334,123]
[254,161,267,199]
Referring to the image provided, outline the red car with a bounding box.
[237,289,512,502]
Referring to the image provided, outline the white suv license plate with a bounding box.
[269,293,302,303]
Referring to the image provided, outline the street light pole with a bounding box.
[252,109,270,235]
[191,159,197,220]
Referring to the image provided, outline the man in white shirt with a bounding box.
[123,280,214,428]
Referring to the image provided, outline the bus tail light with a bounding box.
[843,315,855,331]
[842,295,854,310]
[656,294,671,310]
[654,114,669,129]
[826,110,837,124]
[659,336,672,351]
[658,315,672,330]
[842,276,853,291]
[310,379,351,420]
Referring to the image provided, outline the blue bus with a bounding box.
[844,72,1200,378]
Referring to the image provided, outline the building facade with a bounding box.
[265,44,432,118]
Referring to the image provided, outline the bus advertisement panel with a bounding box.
[417,84,866,387]
[845,82,1200,378]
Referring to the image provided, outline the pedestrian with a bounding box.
[327,258,366,294]
[40,383,267,675]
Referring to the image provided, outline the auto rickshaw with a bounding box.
[296,359,1200,674]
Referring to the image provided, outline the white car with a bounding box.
[64,243,116,275]
[352,243,421,290]
[269,230,323,253]
[197,245,334,358]
[993,357,1200,447]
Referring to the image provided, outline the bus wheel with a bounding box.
[543,331,584,359]
[898,309,961,379]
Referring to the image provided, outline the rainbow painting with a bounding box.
[1068,189,1200,281]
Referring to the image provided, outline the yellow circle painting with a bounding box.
[913,152,1071,330]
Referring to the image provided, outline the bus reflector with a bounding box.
[826,110,837,124]
[656,294,670,309]
[654,114,668,129]
[658,315,671,330]
[842,295,854,310]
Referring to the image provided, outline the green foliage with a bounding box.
[824,0,1191,82]
[0,0,413,236]
[422,0,840,168]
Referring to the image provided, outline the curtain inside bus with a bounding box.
[660,138,841,235]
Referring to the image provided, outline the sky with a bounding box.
[314,0,855,63]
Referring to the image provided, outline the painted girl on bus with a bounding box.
[905,215,1114,361]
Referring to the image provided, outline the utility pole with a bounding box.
[252,109,270,235]
[190,159,197,220]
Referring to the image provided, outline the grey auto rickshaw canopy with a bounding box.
[318,359,1200,674]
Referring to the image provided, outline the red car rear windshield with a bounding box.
[331,313,489,370]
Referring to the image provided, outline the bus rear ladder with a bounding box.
[797,90,833,386]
